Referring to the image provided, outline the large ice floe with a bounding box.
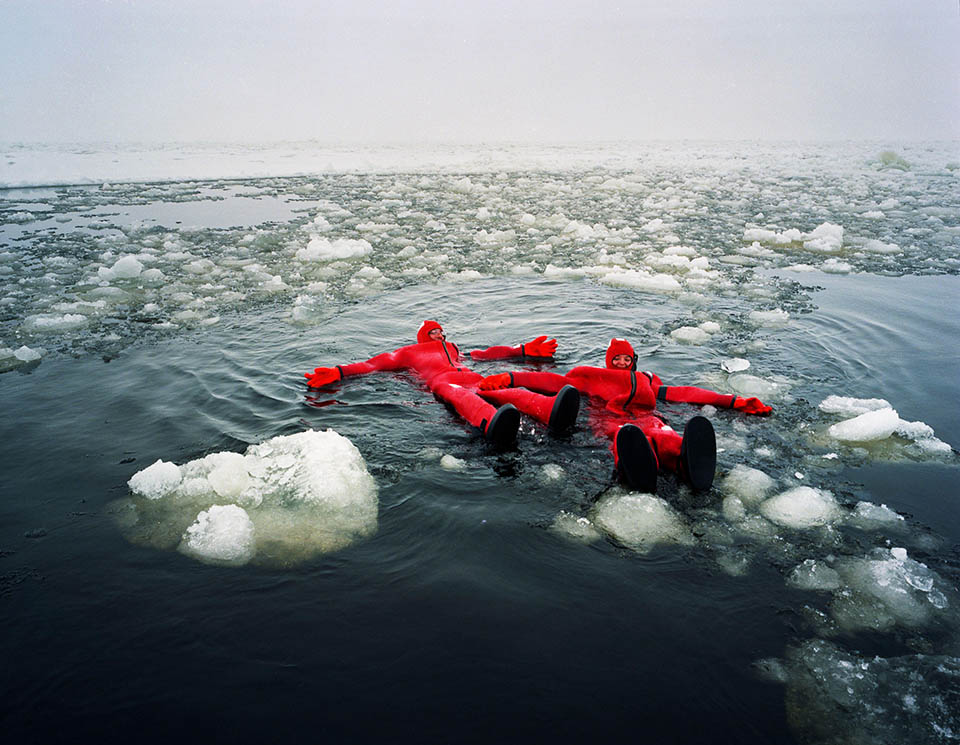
[817,396,953,458]
[113,429,378,566]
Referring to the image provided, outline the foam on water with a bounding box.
[115,429,378,566]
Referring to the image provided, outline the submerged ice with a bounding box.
[117,429,378,566]
[779,639,960,745]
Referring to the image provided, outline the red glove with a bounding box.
[523,336,557,358]
[304,366,340,388]
[479,373,513,391]
[733,396,772,416]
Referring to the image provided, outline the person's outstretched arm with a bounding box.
[658,384,772,415]
[305,349,406,388]
[469,335,557,361]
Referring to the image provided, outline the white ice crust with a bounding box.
[820,396,952,453]
[128,459,183,500]
[123,429,378,566]
[179,504,255,565]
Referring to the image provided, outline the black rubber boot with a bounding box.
[484,403,520,450]
[680,415,716,491]
[615,424,658,493]
[548,385,580,433]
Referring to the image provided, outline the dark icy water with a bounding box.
[2,144,959,743]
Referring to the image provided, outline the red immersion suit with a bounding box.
[304,320,565,436]
[480,338,770,473]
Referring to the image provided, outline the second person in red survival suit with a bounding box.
[479,338,772,492]
[304,320,581,449]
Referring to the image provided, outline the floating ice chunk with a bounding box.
[721,358,750,373]
[128,459,182,500]
[592,493,695,552]
[895,419,934,440]
[445,269,486,282]
[179,505,255,566]
[185,259,215,275]
[118,430,378,566]
[111,255,144,278]
[475,228,517,246]
[847,501,903,529]
[833,549,941,630]
[743,227,803,244]
[787,558,842,591]
[14,345,42,362]
[819,396,890,417]
[802,222,844,253]
[760,486,841,528]
[671,326,711,344]
[206,452,252,499]
[310,215,332,232]
[821,258,852,274]
[540,464,565,482]
[748,309,790,326]
[296,236,373,262]
[23,313,88,332]
[551,511,601,543]
[828,407,900,442]
[699,321,720,334]
[783,640,960,744]
[141,267,166,283]
[440,454,467,471]
[418,447,443,461]
[727,373,782,399]
[722,496,747,522]
[862,238,899,254]
[893,419,951,453]
[599,269,682,293]
[721,464,775,506]
[542,264,586,279]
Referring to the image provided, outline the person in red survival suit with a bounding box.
[478,338,772,492]
[304,320,581,449]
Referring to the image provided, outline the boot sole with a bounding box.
[485,403,520,450]
[616,424,658,493]
[548,385,580,433]
[681,415,716,491]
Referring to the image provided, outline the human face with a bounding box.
[428,327,445,341]
[611,353,633,369]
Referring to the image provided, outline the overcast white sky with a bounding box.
[2,0,958,143]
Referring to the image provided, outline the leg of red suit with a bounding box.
[596,413,682,473]
[432,383,499,429]
[480,388,557,425]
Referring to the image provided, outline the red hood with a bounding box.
[417,320,443,344]
[605,338,637,370]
